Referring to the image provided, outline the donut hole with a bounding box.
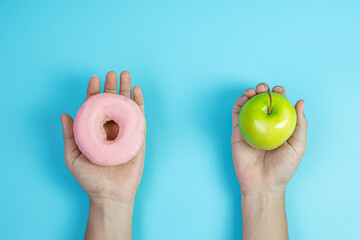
[103,119,119,141]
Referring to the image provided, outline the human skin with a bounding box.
[60,71,145,240]
[231,83,308,240]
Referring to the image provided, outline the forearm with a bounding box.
[85,197,134,240]
[241,191,288,240]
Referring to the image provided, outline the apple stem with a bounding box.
[267,89,273,115]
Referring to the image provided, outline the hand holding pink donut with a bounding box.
[60,71,146,239]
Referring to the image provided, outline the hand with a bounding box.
[231,83,308,196]
[60,71,146,205]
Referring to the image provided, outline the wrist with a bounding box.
[241,190,286,215]
[242,190,285,203]
[89,195,135,210]
[88,189,136,206]
[240,184,286,198]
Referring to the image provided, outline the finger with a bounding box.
[133,85,145,114]
[287,100,308,157]
[243,88,257,98]
[272,85,287,98]
[232,96,249,129]
[120,71,132,99]
[104,71,118,94]
[255,82,269,94]
[231,126,244,143]
[231,97,248,143]
[60,113,81,168]
[86,75,100,100]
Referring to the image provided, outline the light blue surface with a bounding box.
[1,0,359,239]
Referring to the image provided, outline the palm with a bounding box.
[61,71,146,203]
[70,143,145,202]
[231,83,307,195]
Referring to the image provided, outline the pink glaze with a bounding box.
[73,93,146,166]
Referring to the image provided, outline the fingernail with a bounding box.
[257,84,265,89]
[274,86,282,90]
[242,89,250,97]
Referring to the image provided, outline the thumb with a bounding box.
[288,100,308,157]
[60,113,80,167]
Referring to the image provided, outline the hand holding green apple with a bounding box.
[231,83,308,196]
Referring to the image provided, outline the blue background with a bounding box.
[1,0,359,239]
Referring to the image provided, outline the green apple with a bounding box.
[238,91,297,150]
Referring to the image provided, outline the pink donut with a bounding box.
[73,93,146,166]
